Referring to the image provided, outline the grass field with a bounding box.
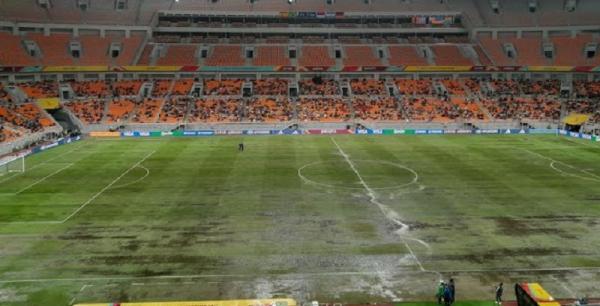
[0,135,599,305]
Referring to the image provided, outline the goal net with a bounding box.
[0,154,25,176]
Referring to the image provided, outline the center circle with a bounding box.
[298,160,418,190]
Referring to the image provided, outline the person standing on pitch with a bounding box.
[238,142,244,151]
[449,278,455,304]
[436,280,445,304]
[443,283,452,306]
[495,283,503,305]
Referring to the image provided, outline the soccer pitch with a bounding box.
[0,135,599,305]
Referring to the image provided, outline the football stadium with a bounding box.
[0,0,599,305]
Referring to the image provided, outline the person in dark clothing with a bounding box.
[449,278,455,304]
[436,281,445,305]
[238,142,244,151]
[443,284,452,306]
[495,283,503,305]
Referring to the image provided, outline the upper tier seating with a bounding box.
[205,45,245,66]
[116,34,144,66]
[431,45,474,65]
[388,46,428,66]
[253,46,290,66]
[0,32,37,66]
[343,46,382,66]
[26,33,74,66]
[299,46,335,66]
[78,35,112,65]
[157,45,197,66]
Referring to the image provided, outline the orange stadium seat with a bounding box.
[158,97,188,123]
[106,98,136,123]
[388,46,428,66]
[395,79,433,95]
[353,97,401,121]
[79,35,112,65]
[343,46,382,66]
[350,79,386,95]
[157,45,197,66]
[64,99,105,124]
[0,32,37,66]
[299,46,335,66]
[131,98,163,123]
[188,98,241,122]
[151,79,172,97]
[26,33,74,66]
[18,81,59,98]
[204,79,243,96]
[298,98,350,122]
[431,45,474,65]
[245,97,292,122]
[172,79,194,96]
[205,45,245,66]
[253,46,290,66]
[70,80,110,97]
[116,34,144,66]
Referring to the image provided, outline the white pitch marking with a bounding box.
[3,266,600,284]
[59,150,156,223]
[108,165,150,190]
[14,163,74,194]
[524,148,600,182]
[330,137,427,271]
[0,144,86,185]
[550,275,577,298]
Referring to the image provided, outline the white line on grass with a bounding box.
[550,275,577,298]
[59,150,156,223]
[0,145,86,185]
[108,165,150,190]
[330,137,427,272]
[3,266,600,284]
[523,148,600,182]
[14,163,74,195]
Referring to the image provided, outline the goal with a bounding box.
[0,154,25,176]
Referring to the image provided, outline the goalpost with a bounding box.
[0,154,25,176]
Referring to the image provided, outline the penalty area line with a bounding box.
[59,150,156,223]
[14,163,74,195]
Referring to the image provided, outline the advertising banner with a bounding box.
[90,131,120,137]
[529,129,557,134]
[382,129,394,135]
[306,129,322,135]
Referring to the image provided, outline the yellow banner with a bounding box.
[89,131,121,137]
[75,298,297,306]
[562,113,590,125]
[43,66,108,72]
[122,66,183,72]
[36,98,60,110]
[527,66,573,72]
[404,66,472,72]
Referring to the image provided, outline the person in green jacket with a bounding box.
[436,280,445,304]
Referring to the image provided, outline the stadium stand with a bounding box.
[156,45,197,66]
[245,97,293,122]
[63,99,105,124]
[299,79,340,95]
[78,35,112,65]
[253,79,288,95]
[395,79,433,95]
[113,80,143,96]
[431,45,474,65]
[350,79,386,95]
[298,98,350,122]
[388,46,428,66]
[0,32,38,66]
[70,80,110,98]
[158,97,189,123]
[106,98,136,123]
[205,45,245,66]
[299,46,335,67]
[26,33,75,66]
[132,98,163,123]
[253,46,290,66]
[152,79,172,97]
[188,98,241,122]
[353,97,401,121]
[19,81,59,98]
[204,79,243,96]
[343,46,382,66]
[172,79,194,96]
